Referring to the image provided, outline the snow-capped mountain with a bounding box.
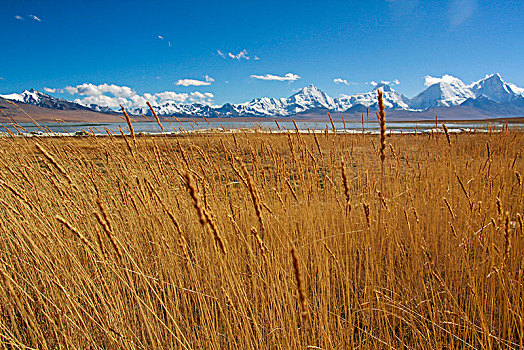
[2,74,524,119]
[130,101,217,117]
[236,85,337,116]
[85,103,117,114]
[409,75,475,110]
[1,89,44,105]
[133,84,338,117]
[459,94,524,115]
[469,73,524,103]
[336,83,410,111]
[217,97,289,117]
[0,88,112,113]
[286,84,337,112]
[217,84,338,117]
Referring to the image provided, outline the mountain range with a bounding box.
[1,74,524,121]
[0,89,116,114]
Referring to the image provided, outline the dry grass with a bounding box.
[0,127,522,349]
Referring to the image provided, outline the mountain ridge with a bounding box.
[2,74,524,120]
[0,89,117,114]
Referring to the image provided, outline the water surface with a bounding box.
[3,120,522,136]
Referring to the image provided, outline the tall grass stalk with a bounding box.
[0,116,521,348]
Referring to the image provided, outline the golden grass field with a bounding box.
[0,125,522,348]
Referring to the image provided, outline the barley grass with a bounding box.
[0,126,522,348]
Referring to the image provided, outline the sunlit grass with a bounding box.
[0,126,522,348]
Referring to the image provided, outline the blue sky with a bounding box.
[1,0,523,107]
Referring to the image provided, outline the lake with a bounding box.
[3,120,523,136]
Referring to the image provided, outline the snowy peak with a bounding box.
[214,85,338,118]
[0,89,45,104]
[287,84,337,111]
[410,75,475,110]
[219,85,338,117]
[469,73,524,102]
[336,84,409,111]
[0,89,102,112]
[484,73,503,83]
[131,101,218,118]
[2,74,524,118]
[292,84,323,96]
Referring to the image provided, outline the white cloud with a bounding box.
[15,15,23,20]
[74,95,130,109]
[218,49,252,60]
[64,82,215,109]
[64,86,78,94]
[157,35,172,47]
[176,75,214,87]
[333,78,356,85]
[424,74,459,87]
[189,92,214,104]
[229,50,249,60]
[366,79,399,86]
[43,87,56,93]
[0,77,4,80]
[176,79,211,87]
[66,83,135,97]
[250,73,301,82]
[29,15,41,22]
[155,91,189,102]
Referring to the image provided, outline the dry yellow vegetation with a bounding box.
[0,127,522,348]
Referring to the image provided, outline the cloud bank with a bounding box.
[64,83,215,109]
